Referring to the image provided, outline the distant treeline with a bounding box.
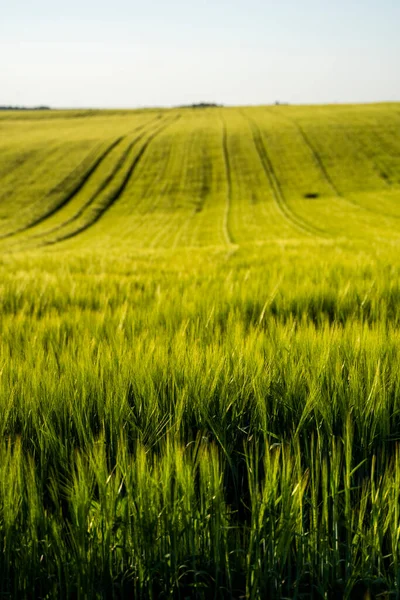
[177,102,223,109]
[0,106,51,111]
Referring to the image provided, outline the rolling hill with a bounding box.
[1,103,400,252]
[1,104,400,599]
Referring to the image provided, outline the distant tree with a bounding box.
[0,105,50,111]
[177,102,222,109]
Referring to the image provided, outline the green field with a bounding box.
[1,103,400,598]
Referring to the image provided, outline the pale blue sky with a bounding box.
[1,0,399,108]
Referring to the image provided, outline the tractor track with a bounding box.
[294,117,399,219]
[0,137,124,240]
[0,115,162,241]
[245,114,326,238]
[40,115,181,247]
[30,117,165,242]
[220,116,235,245]
[95,131,178,247]
[295,124,342,197]
[270,110,395,220]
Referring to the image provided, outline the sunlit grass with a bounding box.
[0,104,400,597]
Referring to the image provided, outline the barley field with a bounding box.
[1,104,400,599]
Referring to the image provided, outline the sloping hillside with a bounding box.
[1,103,399,252]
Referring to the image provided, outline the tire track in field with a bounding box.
[0,137,124,240]
[29,116,165,242]
[296,122,392,217]
[295,124,342,197]
[120,144,176,240]
[41,115,181,246]
[0,116,162,241]
[245,114,326,237]
[261,106,342,197]
[292,116,399,219]
[294,115,391,194]
[91,127,177,247]
[220,116,235,245]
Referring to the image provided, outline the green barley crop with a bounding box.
[0,104,400,598]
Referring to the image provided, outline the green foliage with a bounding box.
[0,105,400,597]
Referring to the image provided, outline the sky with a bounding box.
[1,0,399,108]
